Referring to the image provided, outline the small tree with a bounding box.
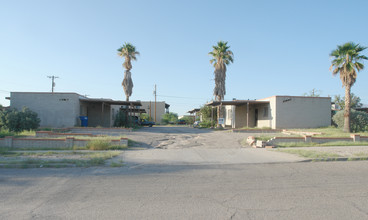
[140,113,151,121]
[200,105,217,122]
[0,107,40,132]
[161,113,178,125]
[333,109,368,132]
[333,93,363,110]
[181,116,195,125]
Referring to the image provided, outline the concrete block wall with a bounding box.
[273,96,331,129]
[36,131,96,138]
[267,135,367,146]
[0,137,128,149]
[10,92,81,128]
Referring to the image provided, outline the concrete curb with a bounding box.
[299,157,368,162]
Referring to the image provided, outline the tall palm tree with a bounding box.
[330,42,367,132]
[209,41,234,127]
[117,43,140,101]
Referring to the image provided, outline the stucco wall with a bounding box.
[273,96,331,129]
[140,101,167,123]
[10,92,81,128]
[254,103,271,128]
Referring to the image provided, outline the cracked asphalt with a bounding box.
[1,162,368,219]
[121,126,303,165]
[1,126,368,219]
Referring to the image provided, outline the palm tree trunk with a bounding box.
[343,84,351,133]
[217,102,223,128]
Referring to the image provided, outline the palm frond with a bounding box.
[330,42,367,87]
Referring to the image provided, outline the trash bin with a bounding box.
[79,116,88,127]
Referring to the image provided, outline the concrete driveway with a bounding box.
[121,126,303,165]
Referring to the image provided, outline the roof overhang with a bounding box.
[119,108,146,113]
[206,100,269,107]
[79,98,142,106]
[188,108,200,114]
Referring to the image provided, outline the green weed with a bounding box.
[278,149,341,159]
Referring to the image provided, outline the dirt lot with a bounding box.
[124,126,266,149]
[2,126,368,167]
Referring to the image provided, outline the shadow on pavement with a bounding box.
[134,126,214,134]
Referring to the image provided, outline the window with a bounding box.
[263,107,268,117]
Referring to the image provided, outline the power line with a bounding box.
[157,94,209,100]
[47,76,59,93]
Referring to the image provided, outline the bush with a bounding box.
[140,113,151,121]
[199,120,216,128]
[114,111,138,128]
[200,105,217,121]
[181,116,195,125]
[161,112,178,125]
[332,109,368,132]
[0,107,40,132]
[86,140,111,150]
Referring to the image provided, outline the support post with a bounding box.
[246,102,249,128]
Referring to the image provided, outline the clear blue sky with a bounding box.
[1,0,368,116]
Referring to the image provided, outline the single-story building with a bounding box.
[9,92,143,128]
[206,95,332,129]
[139,101,170,123]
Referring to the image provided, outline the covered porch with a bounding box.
[79,98,142,127]
[206,100,270,129]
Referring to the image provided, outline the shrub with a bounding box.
[114,111,138,128]
[199,120,216,128]
[181,116,195,125]
[332,109,368,132]
[0,107,40,132]
[161,112,178,125]
[200,105,217,121]
[86,140,111,150]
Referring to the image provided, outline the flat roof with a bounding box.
[80,98,142,106]
[206,100,269,106]
[257,95,331,101]
[187,108,200,114]
[119,108,146,113]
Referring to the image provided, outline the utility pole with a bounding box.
[149,101,152,121]
[47,76,59,93]
[154,84,157,123]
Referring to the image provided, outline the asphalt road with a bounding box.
[1,162,368,219]
[1,126,368,219]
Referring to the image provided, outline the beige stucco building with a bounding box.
[208,96,331,129]
[140,101,170,123]
[9,92,142,128]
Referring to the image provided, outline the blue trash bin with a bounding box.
[79,116,88,127]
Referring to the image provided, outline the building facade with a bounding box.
[208,96,331,129]
[9,92,142,128]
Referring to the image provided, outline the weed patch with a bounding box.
[278,149,341,159]
[0,151,121,168]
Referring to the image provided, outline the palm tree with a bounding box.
[209,41,234,127]
[117,43,140,101]
[330,42,367,132]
